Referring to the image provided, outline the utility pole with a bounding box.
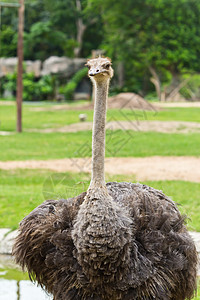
[0,1,24,132]
[16,0,24,133]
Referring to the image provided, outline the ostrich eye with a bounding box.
[105,64,110,69]
[86,64,91,69]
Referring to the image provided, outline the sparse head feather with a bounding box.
[86,56,111,65]
[86,56,113,79]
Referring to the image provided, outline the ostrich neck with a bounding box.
[89,78,109,189]
[73,77,133,292]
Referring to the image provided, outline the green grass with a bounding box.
[134,107,200,123]
[108,106,200,124]
[1,103,200,132]
[0,130,200,161]
[196,282,200,300]
[0,105,94,131]
[1,103,200,160]
[0,169,90,229]
[0,168,200,231]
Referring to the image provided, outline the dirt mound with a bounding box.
[108,93,157,111]
[75,92,158,111]
[29,93,158,112]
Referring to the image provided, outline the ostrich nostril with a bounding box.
[96,69,99,73]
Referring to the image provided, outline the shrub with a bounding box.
[61,67,88,100]
[1,72,54,101]
[180,74,200,100]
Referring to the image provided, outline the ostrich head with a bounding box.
[86,57,114,81]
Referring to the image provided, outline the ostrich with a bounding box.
[13,57,197,300]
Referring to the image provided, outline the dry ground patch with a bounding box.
[26,120,200,134]
[0,156,200,182]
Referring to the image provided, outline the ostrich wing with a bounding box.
[13,183,197,300]
[13,192,86,298]
[106,182,197,300]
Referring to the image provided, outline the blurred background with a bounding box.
[1,0,200,100]
[0,0,199,299]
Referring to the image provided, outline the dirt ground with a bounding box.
[0,101,14,105]
[0,131,13,136]
[27,120,200,134]
[155,102,200,108]
[0,156,200,182]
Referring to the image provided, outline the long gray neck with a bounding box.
[89,78,110,189]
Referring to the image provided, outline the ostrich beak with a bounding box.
[89,69,102,76]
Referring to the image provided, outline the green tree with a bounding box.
[0,0,104,60]
[89,0,200,94]
[0,25,17,57]
[43,0,104,57]
[23,21,68,60]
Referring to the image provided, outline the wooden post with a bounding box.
[16,0,24,133]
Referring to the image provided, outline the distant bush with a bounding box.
[0,25,17,57]
[1,72,54,101]
[61,67,88,100]
[1,72,17,99]
[1,67,88,101]
[180,74,200,100]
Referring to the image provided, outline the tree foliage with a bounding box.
[0,0,104,60]
[2,72,54,101]
[0,25,17,57]
[61,67,88,99]
[87,0,200,92]
[1,0,200,95]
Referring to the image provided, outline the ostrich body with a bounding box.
[13,57,197,300]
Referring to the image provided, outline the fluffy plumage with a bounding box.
[13,57,197,299]
[13,182,197,300]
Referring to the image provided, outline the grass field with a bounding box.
[0,102,200,228]
[1,103,200,160]
[0,168,199,231]
[0,101,199,228]
[0,101,199,298]
[1,103,200,131]
[1,131,200,161]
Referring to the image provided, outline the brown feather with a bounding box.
[13,183,197,300]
